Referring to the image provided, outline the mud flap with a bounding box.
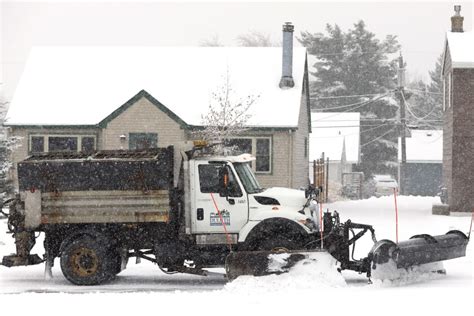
[225,249,334,281]
[369,230,469,272]
[1,254,44,267]
[0,230,43,267]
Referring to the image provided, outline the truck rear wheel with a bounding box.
[60,235,114,285]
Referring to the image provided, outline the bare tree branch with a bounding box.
[193,70,259,154]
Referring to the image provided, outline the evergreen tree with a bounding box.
[299,21,400,178]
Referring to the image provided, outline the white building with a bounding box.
[309,112,360,184]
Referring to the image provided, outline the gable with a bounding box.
[98,90,188,129]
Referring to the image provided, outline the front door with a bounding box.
[191,160,249,235]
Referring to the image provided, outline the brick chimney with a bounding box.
[451,5,464,32]
[279,22,295,89]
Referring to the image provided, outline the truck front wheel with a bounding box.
[256,237,299,252]
[60,235,114,285]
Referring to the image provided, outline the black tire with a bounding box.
[60,235,115,285]
[256,237,300,252]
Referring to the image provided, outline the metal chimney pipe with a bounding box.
[279,22,295,89]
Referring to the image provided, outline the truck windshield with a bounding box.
[234,162,263,194]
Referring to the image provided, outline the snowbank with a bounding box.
[225,252,346,294]
[372,260,446,286]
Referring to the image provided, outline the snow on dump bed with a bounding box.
[225,252,346,294]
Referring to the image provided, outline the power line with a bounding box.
[310,97,384,110]
[310,92,384,99]
[406,88,442,95]
[310,92,395,111]
[312,124,390,128]
[310,123,394,138]
[312,92,393,122]
[401,90,435,122]
[309,50,441,57]
[360,127,397,147]
[310,118,399,122]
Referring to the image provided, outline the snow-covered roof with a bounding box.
[445,32,474,69]
[5,46,307,127]
[309,112,360,163]
[398,130,443,163]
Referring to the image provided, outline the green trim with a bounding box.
[98,89,190,129]
[6,124,97,129]
[27,132,99,155]
[188,125,296,132]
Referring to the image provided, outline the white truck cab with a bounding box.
[186,153,318,247]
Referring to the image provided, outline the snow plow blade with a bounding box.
[369,230,469,270]
[225,249,335,280]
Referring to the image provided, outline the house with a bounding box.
[438,6,474,214]
[3,23,311,190]
[398,130,443,196]
[309,112,360,184]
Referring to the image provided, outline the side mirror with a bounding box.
[219,166,230,197]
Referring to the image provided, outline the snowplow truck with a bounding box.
[0,142,469,285]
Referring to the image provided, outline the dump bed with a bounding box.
[17,147,174,228]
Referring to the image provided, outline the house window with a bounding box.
[449,72,453,108]
[129,133,158,150]
[30,136,44,153]
[304,137,308,158]
[224,138,252,155]
[443,78,446,111]
[29,135,97,153]
[447,72,452,109]
[256,138,270,172]
[48,136,78,152]
[81,137,95,152]
[224,137,272,173]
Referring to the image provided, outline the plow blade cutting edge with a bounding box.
[369,230,469,270]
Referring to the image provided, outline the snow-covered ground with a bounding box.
[0,196,472,315]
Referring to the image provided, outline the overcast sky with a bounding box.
[1,0,473,101]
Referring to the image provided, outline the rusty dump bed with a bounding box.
[37,190,171,225]
[17,148,174,227]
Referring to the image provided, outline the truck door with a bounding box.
[191,161,249,235]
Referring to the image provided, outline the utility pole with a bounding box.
[397,53,407,195]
